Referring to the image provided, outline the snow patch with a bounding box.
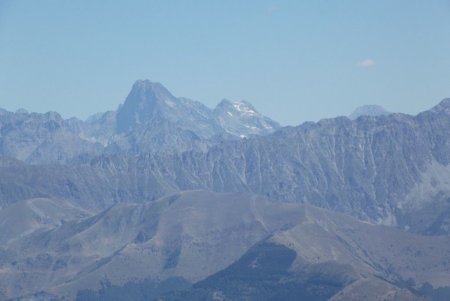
[165,100,176,108]
[262,122,273,129]
[244,125,258,130]
[232,102,257,116]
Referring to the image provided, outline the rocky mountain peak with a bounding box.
[43,111,63,122]
[115,81,280,139]
[116,80,178,133]
[214,99,280,137]
[216,98,233,108]
[430,98,450,114]
[130,80,172,100]
[349,105,390,120]
[215,99,258,116]
[0,107,9,116]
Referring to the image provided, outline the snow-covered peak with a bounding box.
[214,99,280,136]
[115,81,280,138]
[231,101,257,116]
[216,99,258,116]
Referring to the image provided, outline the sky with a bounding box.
[0,0,450,125]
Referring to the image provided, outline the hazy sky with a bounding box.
[1,0,449,125]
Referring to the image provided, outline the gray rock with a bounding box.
[2,99,450,232]
[349,104,391,120]
[2,191,448,300]
[0,80,279,163]
[213,99,280,137]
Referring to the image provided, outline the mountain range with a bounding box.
[0,80,280,164]
[2,191,449,301]
[0,80,449,300]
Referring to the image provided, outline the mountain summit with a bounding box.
[116,80,182,133]
[430,98,450,114]
[0,80,281,163]
[116,80,280,138]
[214,99,280,137]
[349,104,390,120]
[2,88,450,300]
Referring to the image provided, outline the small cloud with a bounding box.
[266,4,279,15]
[358,59,376,68]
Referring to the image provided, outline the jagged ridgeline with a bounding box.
[1,92,450,232]
[1,82,450,300]
[0,80,280,164]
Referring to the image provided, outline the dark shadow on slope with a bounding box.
[158,242,350,301]
[75,277,190,301]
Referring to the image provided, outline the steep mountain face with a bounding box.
[0,80,279,163]
[105,115,211,156]
[349,104,391,120]
[2,191,447,301]
[2,81,450,300]
[0,110,104,164]
[83,110,117,146]
[116,80,221,138]
[110,80,280,154]
[115,80,280,138]
[2,100,449,233]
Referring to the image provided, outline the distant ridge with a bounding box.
[0,80,280,163]
[349,104,390,119]
[1,90,450,300]
[116,79,280,137]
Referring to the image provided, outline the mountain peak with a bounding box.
[0,107,9,116]
[116,80,177,133]
[129,79,174,102]
[132,79,166,90]
[217,98,233,106]
[216,99,258,117]
[349,105,390,120]
[214,99,280,137]
[115,80,280,138]
[430,98,450,114]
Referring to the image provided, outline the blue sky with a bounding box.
[0,0,449,125]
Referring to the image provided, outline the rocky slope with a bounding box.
[0,110,104,164]
[213,99,279,137]
[0,191,303,300]
[0,80,279,163]
[2,81,450,300]
[1,191,448,301]
[2,99,450,234]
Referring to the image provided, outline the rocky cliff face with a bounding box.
[0,110,105,163]
[213,99,280,137]
[116,80,221,137]
[1,100,450,233]
[1,82,450,300]
[0,80,279,163]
